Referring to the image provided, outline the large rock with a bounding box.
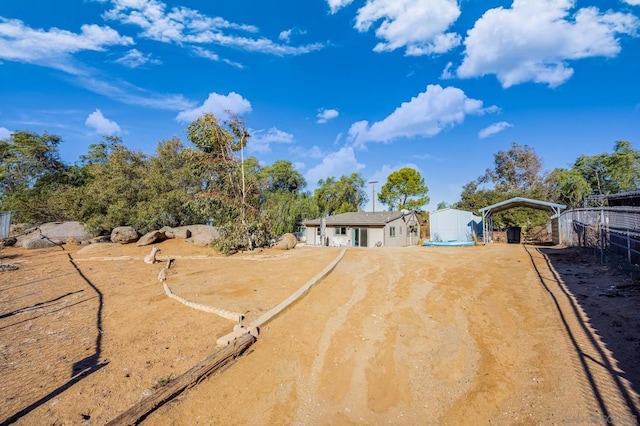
[16,222,91,248]
[160,226,192,240]
[111,226,139,244]
[1,237,17,247]
[23,237,60,249]
[185,225,219,247]
[274,233,297,250]
[136,230,167,246]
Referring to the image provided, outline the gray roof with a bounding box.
[478,197,566,215]
[303,211,411,227]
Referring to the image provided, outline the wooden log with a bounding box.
[106,333,256,425]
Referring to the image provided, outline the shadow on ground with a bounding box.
[1,255,108,425]
[525,244,640,422]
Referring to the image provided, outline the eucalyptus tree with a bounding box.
[186,113,267,253]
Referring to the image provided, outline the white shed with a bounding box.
[429,208,481,242]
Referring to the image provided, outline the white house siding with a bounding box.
[302,211,420,248]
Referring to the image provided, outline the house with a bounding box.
[429,208,481,242]
[303,211,420,247]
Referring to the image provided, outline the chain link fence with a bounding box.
[559,207,640,264]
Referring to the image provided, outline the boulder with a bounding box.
[16,222,91,248]
[23,237,60,249]
[136,230,167,247]
[274,233,297,250]
[185,225,219,247]
[111,226,139,244]
[160,226,192,240]
[89,235,111,244]
[1,237,17,247]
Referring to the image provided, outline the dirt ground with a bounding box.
[1,240,639,425]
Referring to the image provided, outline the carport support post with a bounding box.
[482,210,489,244]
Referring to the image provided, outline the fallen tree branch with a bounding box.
[105,333,256,425]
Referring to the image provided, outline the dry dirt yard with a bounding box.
[1,240,640,425]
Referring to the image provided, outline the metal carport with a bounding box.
[478,197,567,245]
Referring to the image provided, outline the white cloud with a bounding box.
[176,92,252,123]
[85,109,121,135]
[247,127,294,153]
[0,17,193,111]
[317,108,339,124]
[623,0,640,5]
[305,146,365,187]
[103,0,324,56]
[440,61,454,79]
[348,84,494,146]
[279,28,307,43]
[289,145,326,159]
[115,48,161,68]
[457,0,640,88]
[327,0,354,14]
[191,46,244,68]
[354,0,461,55]
[78,74,195,110]
[478,121,513,139]
[0,17,133,70]
[0,126,11,139]
[279,29,292,42]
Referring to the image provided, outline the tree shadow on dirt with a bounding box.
[1,255,109,425]
[0,290,85,320]
[524,244,640,422]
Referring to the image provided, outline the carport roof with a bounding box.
[478,197,566,215]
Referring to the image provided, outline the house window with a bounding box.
[316,227,321,236]
[399,227,403,235]
[335,227,347,235]
[390,226,396,237]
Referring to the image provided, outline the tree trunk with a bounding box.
[105,333,256,425]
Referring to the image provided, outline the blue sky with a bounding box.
[1,0,639,211]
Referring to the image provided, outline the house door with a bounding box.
[352,228,368,247]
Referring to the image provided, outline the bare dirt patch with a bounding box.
[1,241,639,425]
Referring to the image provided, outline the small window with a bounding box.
[335,227,347,235]
[316,227,321,236]
[399,227,403,235]
[390,226,396,237]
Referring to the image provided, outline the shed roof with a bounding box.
[303,211,411,227]
[478,197,566,215]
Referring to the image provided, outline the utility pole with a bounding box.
[369,181,378,213]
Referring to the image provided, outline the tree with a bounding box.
[259,160,306,193]
[314,173,367,216]
[455,143,548,231]
[186,113,267,253]
[0,131,67,222]
[546,168,591,209]
[486,142,544,193]
[572,140,640,200]
[378,167,429,211]
[436,201,449,210]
